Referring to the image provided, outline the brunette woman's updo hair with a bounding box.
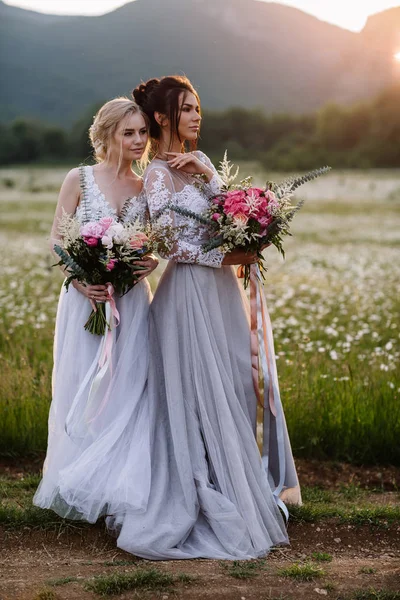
[132,75,200,154]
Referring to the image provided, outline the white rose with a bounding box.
[101,235,113,249]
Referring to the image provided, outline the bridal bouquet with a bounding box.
[203,154,331,286]
[161,153,331,287]
[53,213,152,334]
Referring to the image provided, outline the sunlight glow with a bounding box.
[394,52,400,63]
[3,0,400,32]
[275,0,400,32]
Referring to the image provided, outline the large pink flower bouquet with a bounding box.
[203,155,331,286]
[54,213,152,334]
[163,154,330,287]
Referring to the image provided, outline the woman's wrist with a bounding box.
[72,279,83,292]
[201,165,214,183]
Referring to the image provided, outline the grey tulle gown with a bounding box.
[111,152,301,560]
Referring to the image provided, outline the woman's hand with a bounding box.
[222,249,258,266]
[260,242,271,251]
[166,152,214,182]
[134,254,159,282]
[72,280,109,311]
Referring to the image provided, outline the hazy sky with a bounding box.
[3,0,400,31]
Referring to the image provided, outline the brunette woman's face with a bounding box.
[177,92,201,142]
[110,112,148,161]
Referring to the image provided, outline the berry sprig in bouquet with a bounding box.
[53,213,153,334]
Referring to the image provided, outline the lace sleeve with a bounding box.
[145,167,224,268]
[194,151,223,197]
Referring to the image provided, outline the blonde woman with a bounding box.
[34,98,158,523]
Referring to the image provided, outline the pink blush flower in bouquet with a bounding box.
[98,216,114,234]
[106,258,118,271]
[247,187,263,198]
[54,213,156,335]
[80,222,103,239]
[224,190,250,217]
[258,215,274,228]
[129,232,149,250]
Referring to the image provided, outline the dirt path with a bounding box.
[1,460,399,599]
[1,521,399,599]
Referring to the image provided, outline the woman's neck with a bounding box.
[97,158,134,179]
[156,136,184,159]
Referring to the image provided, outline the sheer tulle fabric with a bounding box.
[111,263,289,559]
[109,263,288,559]
[33,282,152,522]
[108,155,299,560]
[34,158,300,561]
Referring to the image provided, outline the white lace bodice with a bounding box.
[76,165,148,226]
[144,151,224,268]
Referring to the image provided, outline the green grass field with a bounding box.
[0,165,399,463]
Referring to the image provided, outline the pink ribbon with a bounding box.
[239,263,297,519]
[240,263,276,415]
[86,283,120,424]
[99,283,120,370]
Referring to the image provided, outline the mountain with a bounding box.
[1,0,399,125]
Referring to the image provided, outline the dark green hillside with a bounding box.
[1,0,399,125]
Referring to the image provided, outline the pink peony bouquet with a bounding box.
[202,154,331,286]
[53,214,153,334]
[210,186,280,247]
[158,154,330,287]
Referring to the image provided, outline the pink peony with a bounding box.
[106,259,118,271]
[80,221,103,239]
[84,236,99,247]
[224,189,250,217]
[251,190,278,221]
[129,232,149,250]
[98,216,115,234]
[212,213,220,221]
[258,215,273,227]
[247,187,264,198]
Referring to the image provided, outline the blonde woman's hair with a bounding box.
[89,97,149,166]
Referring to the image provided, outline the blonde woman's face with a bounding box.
[110,112,148,161]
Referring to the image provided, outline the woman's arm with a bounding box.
[145,166,225,268]
[163,154,257,266]
[50,168,81,250]
[166,150,222,196]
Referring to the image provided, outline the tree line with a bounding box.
[1,85,400,170]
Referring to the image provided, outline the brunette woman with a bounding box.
[110,77,300,560]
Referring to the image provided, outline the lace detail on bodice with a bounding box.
[144,152,224,268]
[75,166,148,226]
[195,151,223,198]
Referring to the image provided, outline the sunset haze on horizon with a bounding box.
[3,0,400,32]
